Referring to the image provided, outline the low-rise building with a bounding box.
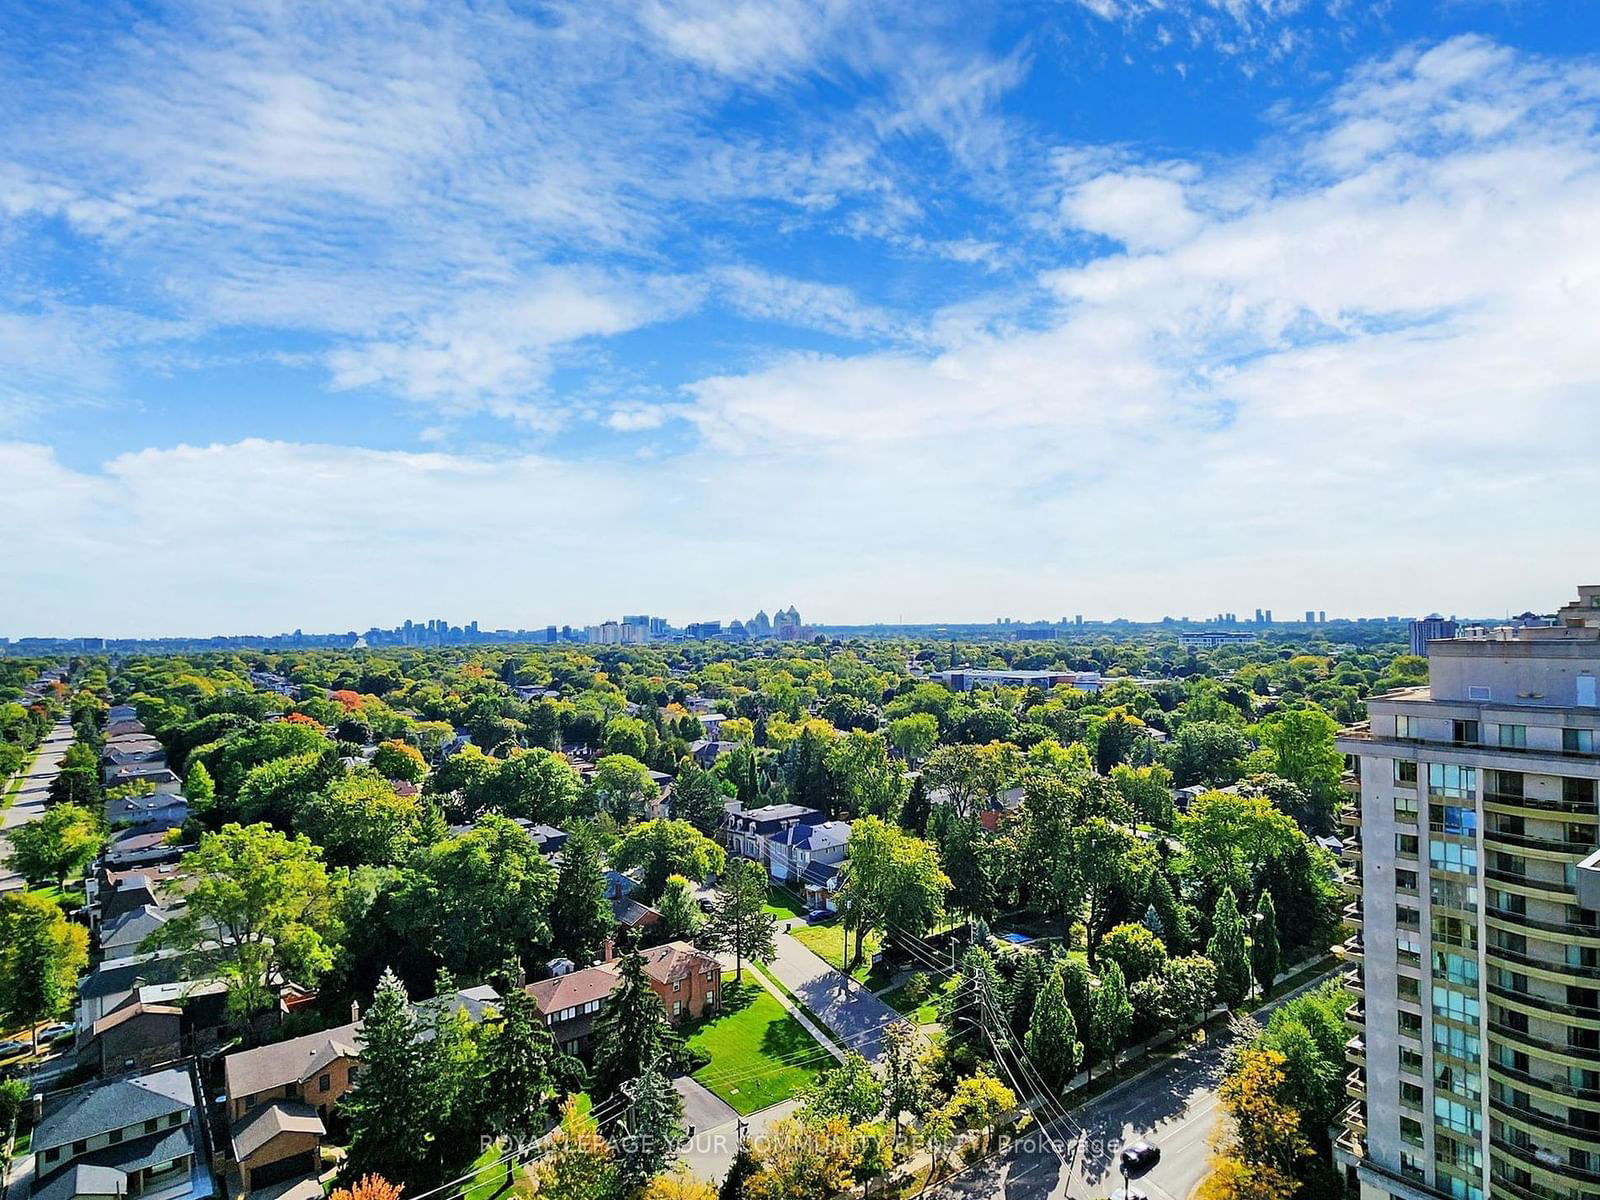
[30,1066,212,1200]
[724,804,825,867]
[223,1022,362,1125]
[930,668,1104,693]
[526,941,721,1052]
[767,820,850,885]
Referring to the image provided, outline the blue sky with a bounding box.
[3,0,1599,636]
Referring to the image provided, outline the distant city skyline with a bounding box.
[0,598,1567,646]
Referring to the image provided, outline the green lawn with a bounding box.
[1,746,43,808]
[788,920,884,984]
[764,883,807,920]
[685,981,833,1115]
[460,1141,534,1200]
[880,971,956,1025]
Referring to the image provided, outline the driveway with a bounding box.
[678,1098,799,1185]
[763,926,906,1062]
[674,1075,737,1138]
[1,719,75,892]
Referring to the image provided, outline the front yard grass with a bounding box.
[460,1141,535,1200]
[788,920,883,984]
[684,982,832,1115]
[763,883,807,920]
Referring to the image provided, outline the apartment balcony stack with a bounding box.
[1335,584,1600,1200]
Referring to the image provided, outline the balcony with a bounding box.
[1486,906,1600,941]
[1487,791,1600,819]
[1345,1001,1366,1031]
[1488,942,1600,983]
[1488,981,1600,1024]
[1490,1135,1600,1188]
[1492,1096,1600,1151]
[1341,803,1362,828]
[1344,967,1365,995]
[1346,1034,1366,1063]
[1345,1069,1367,1100]
[1336,935,1364,963]
[1343,902,1364,929]
[1486,866,1575,900]
[1487,827,1599,857]
[1489,1059,1600,1107]
[1343,1099,1367,1132]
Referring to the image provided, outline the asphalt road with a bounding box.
[764,924,906,1062]
[0,718,74,892]
[921,969,1339,1200]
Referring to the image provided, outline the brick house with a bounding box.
[526,941,722,1050]
[637,941,721,1023]
[222,1021,362,1125]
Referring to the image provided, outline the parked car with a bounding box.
[1120,1142,1161,1175]
[1110,1188,1149,1200]
[38,1022,75,1043]
[0,1039,30,1060]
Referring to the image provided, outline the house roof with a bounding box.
[611,895,661,927]
[33,1163,128,1200]
[223,1021,361,1100]
[232,1101,326,1160]
[736,803,823,823]
[252,1176,325,1200]
[106,830,174,856]
[107,766,181,786]
[90,1002,183,1039]
[79,951,188,1001]
[800,860,840,889]
[637,941,719,986]
[34,1067,194,1154]
[526,966,621,1017]
[783,820,851,851]
[101,905,178,949]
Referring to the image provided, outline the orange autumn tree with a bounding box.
[331,1175,403,1200]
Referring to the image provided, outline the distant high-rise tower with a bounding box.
[1409,614,1458,657]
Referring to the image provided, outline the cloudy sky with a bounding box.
[2,0,1598,636]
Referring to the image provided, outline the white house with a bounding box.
[767,820,851,885]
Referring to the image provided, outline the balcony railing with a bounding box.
[1487,866,1575,899]
[1489,943,1600,982]
[1487,906,1600,940]
[1491,1096,1600,1147]
[1487,828,1600,857]
[1488,981,1600,1024]
[1489,1059,1600,1106]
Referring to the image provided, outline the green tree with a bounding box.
[614,819,725,899]
[800,1051,883,1123]
[1099,922,1168,985]
[1208,886,1252,1008]
[591,946,677,1097]
[185,760,216,811]
[550,822,615,965]
[1254,708,1343,829]
[702,857,777,982]
[879,1019,927,1149]
[672,756,727,836]
[486,748,582,824]
[396,815,556,980]
[604,715,653,761]
[1251,890,1281,998]
[1180,791,1299,905]
[342,969,434,1186]
[1025,962,1082,1092]
[657,874,705,940]
[536,1098,618,1200]
[5,802,103,886]
[1146,870,1192,952]
[587,753,660,822]
[479,989,564,1181]
[1088,960,1133,1079]
[0,891,89,1050]
[935,812,994,922]
[826,732,905,820]
[1078,817,1150,962]
[835,817,949,967]
[613,1061,685,1191]
[922,742,1017,822]
[295,771,421,867]
[942,944,1002,1044]
[371,739,428,784]
[887,713,939,765]
[236,748,342,829]
[1110,763,1176,829]
[1167,721,1251,787]
[158,822,338,1019]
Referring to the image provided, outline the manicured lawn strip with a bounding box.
[789,920,882,983]
[763,883,807,920]
[460,1141,534,1200]
[748,963,843,1046]
[684,981,833,1115]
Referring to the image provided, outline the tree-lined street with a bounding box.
[1,718,74,892]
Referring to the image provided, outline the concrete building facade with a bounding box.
[1337,585,1600,1200]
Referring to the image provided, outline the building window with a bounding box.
[1396,868,1418,893]
[1396,716,1419,739]
[673,1001,682,1017]
[1497,724,1527,748]
[1429,840,1476,874]
[43,1148,60,1164]
[108,1128,123,1144]
[1452,720,1480,745]
[1566,777,1598,810]
[1565,729,1595,754]
[1400,1081,1424,1108]
[1397,834,1420,858]
[1432,985,1480,1024]
[1400,1046,1424,1074]
[144,1119,158,1133]
[673,980,681,992]
[1428,763,1476,798]
[73,1139,87,1154]
[1395,760,1418,786]
[168,1111,183,1127]
[1400,1117,1424,1146]
[1430,804,1476,836]
[318,1074,331,1092]
[1398,933,1423,964]
[1395,794,1419,821]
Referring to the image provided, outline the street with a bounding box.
[922,969,1338,1200]
[0,718,74,892]
[764,924,906,1062]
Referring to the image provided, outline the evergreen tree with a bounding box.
[1147,871,1190,952]
[938,813,994,922]
[1209,887,1252,1008]
[613,1061,685,1190]
[343,969,434,1186]
[1088,961,1133,1080]
[591,946,676,1097]
[1251,890,1281,999]
[1025,963,1082,1092]
[880,1020,928,1150]
[1006,951,1049,1042]
[942,945,1002,1044]
[550,823,615,965]
[899,775,931,835]
[479,989,562,1170]
[702,858,776,982]
[1059,954,1094,1035]
[673,757,727,836]
[1142,903,1165,941]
